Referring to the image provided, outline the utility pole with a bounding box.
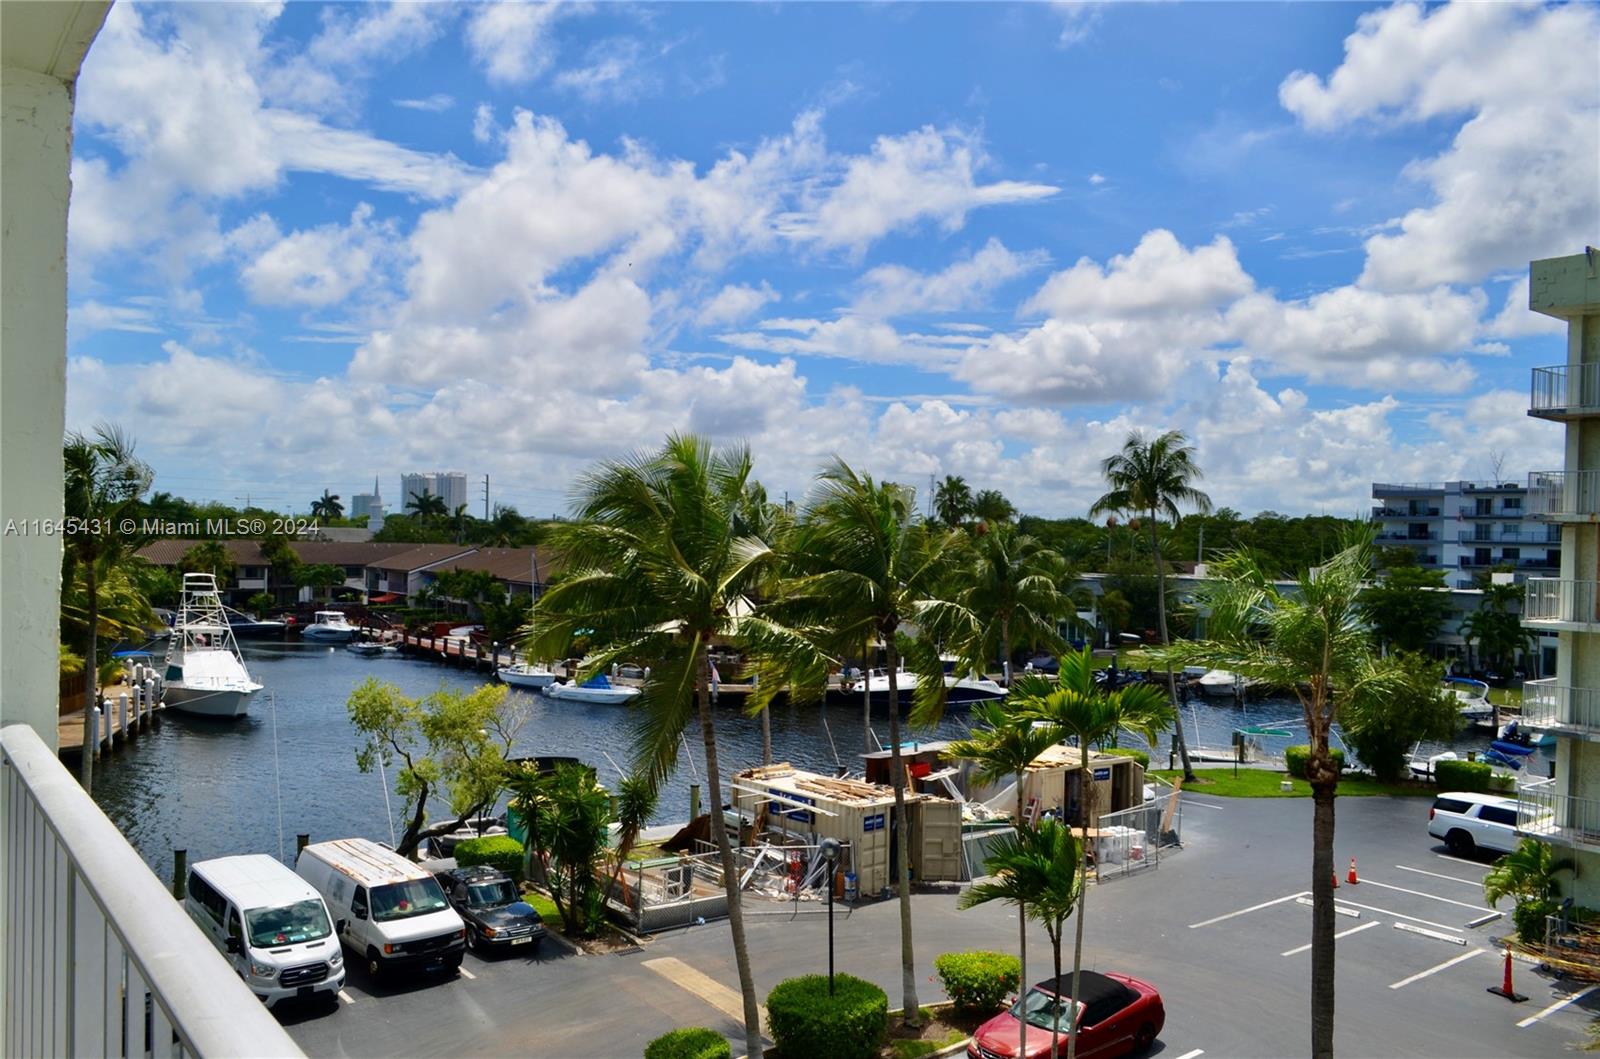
[928,473,935,520]
[1197,523,1204,565]
[482,474,490,521]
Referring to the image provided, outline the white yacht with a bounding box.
[1195,669,1242,698]
[162,574,262,718]
[301,610,356,642]
[544,674,641,705]
[1445,677,1494,724]
[499,662,557,690]
[863,665,1006,706]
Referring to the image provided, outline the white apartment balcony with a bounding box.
[1521,678,1600,740]
[1530,363,1600,420]
[1518,776,1600,850]
[2,724,302,1057]
[1527,470,1600,522]
[1456,527,1561,545]
[1524,578,1600,632]
[1376,530,1440,543]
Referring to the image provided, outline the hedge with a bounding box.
[643,1028,731,1059]
[766,974,887,1059]
[454,835,524,878]
[1284,745,1345,780]
[934,951,1020,1016]
[1101,747,1150,769]
[1433,758,1492,793]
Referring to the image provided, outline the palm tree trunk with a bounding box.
[699,644,764,1059]
[1051,926,1065,1059]
[884,640,922,1026]
[1016,769,1028,1059]
[1001,617,1012,688]
[81,560,99,786]
[760,705,773,766]
[1311,779,1336,1059]
[1066,744,1092,1059]
[1149,515,1195,781]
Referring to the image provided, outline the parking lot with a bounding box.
[281,795,1596,1058]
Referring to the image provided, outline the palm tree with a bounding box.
[1483,838,1572,909]
[1159,533,1400,1059]
[524,435,825,1059]
[1459,579,1532,678]
[962,523,1070,684]
[310,489,344,519]
[1089,430,1211,781]
[782,459,976,1024]
[733,481,792,765]
[179,539,235,587]
[408,491,448,518]
[958,819,1083,1059]
[1013,653,1172,1059]
[972,488,1016,526]
[605,771,662,905]
[449,504,473,544]
[934,475,973,527]
[63,425,154,784]
[947,701,1061,1059]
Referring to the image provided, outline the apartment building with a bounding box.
[399,470,468,513]
[1518,247,1600,907]
[1371,480,1560,589]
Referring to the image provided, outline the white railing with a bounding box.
[2,724,302,1058]
[1518,776,1600,848]
[1524,578,1600,627]
[1531,363,1600,415]
[1520,678,1600,731]
[1526,470,1600,519]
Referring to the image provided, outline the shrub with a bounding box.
[934,951,1020,1016]
[1284,745,1345,780]
[1433,758,1492,793]
[766,974,888,1059]
[1512,898,1558,944]
[643,1028,730,1059]
[1488,772,1516,793]
[454,835,524,878]
[1101,747,1149,769]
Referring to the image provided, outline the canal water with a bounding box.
[90,645,1554,884]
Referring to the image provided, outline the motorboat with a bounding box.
[1195,669,1242,698]
[301,610,356,642]
[863,667,1006,706]
[346,641,384,657]
[1497,718,1556,749]
[1445,677,1494,723]
[1407,749,1458,780]
[162,574,262,718]
[544,673,641,705]
[499,662,557,690]
[223,606,287,639]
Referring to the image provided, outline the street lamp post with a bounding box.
[818,838,841,995]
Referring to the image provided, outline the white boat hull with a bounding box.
[544,683,640,705]
[500,667,556,689]
[302,626,355,642]
[164,684,256,718]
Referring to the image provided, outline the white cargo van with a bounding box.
[185,854,346,1007]
[296,837,466,978]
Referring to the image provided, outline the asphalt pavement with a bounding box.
[281,794,1597,1058]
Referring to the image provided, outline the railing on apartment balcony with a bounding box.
[1531,363,1600,417]
[1456,528,1561,545]
[1520,678,1600,733]
[1371,482,1448,496]
[1524,578,1600,628]
[1459,505,1523,519]
[1518,776,1600,848]
[2,724,303,1058]
[1376,531,1440,542]
[1526,470,1600,520]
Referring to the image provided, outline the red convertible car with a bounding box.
[967,970,1164,1059]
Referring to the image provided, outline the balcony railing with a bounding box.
[1371,482,1447,496]
[1457,528,1560,544]
[1531,363,1600,418]
[1,724,302,1058]
[1524,578,1600,629]
[1519,776,1600,849]
[1520,678,1600,734]
[1459,505,1523,519]
[1526,470,1600,520]
[1377,531,1440,542]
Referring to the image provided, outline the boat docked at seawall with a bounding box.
[301,610,356,642]
[1407,750,1458,780]
[544,673,641,705]
[162,574,262,718]
[1446,677,1494,723]
[499,662,556,690]
[863,667,1006,706]
[223,606,287,639]
[346,641,385,657]
[1195,670,1242,698]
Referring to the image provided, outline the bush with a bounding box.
[643,1028,731,1059]
[934,951,1020,1016]
[1512,898,1558,944]
[1488,771,1516,793]
[454,835,524,878]
[1101,747,1149,769]
[766,974,888,1059]
[1284,745,1345,780]
[1434,758,1492,793]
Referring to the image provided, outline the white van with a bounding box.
[184,854,346,1008]
[296,837,466,979]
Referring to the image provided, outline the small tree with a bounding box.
[297,563,347,604]
[310,489,344,519]
[1484,838,1572,910]
[179,538,235,587]
[934,475,974,526]
[508,762,610,937]
[1460,579,1533,678]
[245,591,276,616]
[1339,652,1461,782]
[605,771,662,902]
[1360,567,1456,654]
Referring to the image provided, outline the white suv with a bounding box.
[1427,792,1523,856]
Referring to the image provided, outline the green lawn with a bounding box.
[520,888,565,929]
[892,1030,967,1059]
[1151,768,1435,798]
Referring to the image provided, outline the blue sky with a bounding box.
[64,2,1598,518]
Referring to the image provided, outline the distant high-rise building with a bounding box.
[400,471,468,514]
[351,476,384,521]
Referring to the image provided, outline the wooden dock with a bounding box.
[58,679,165,757]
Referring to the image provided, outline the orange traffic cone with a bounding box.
[1487,949,1527,1003]
[1347,857,1360,885]
[1331,870,1339,889]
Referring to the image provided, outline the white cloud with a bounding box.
[1280,2,1600,291]
[1088,172,1106,185]
[1054,1,1104,48]
[853,239,1047,318]
[395,94,456,113]
[239,204,398,308]
[955,317,1205,406]
[465,2,567,86]
[473,103,498,144]
[1485,277,1566,339]
[554,38,653,103]
[71,301,162,336]
[696,283,780,327]
[719,317,965,368]
[1024,229,1252,320]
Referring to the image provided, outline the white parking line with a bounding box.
[1182,800,1224,811]
[1388,948,1484,989]
[1188,891,1308,929]
[458,966,477,980]
[1325,897,1463,934]
[1173,1050,1205,1059]
[1356,878,1493,912]
[337,990,355,1005]
[1396,864,1483,887]
[1435,853,1487,868]
[1281,919,1378,956]
[1516,984,1599,1028]
[1295,896,1360,918]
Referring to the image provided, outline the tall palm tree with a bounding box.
[734,481,792,765]
[1089,430,1211,781]
[63,425,154,785]
[1160,533,1400,1059]
[408,490,448,518]
[524,435,825,1059]
[962,523,1070,684]
[310,489,344,519]
[781,459,975,1025]
[933,474,974,527]
[972,488,1016,526]
[958,819,1083,1059]
[1012,653,1172,1059]
[947,701,1061,1059]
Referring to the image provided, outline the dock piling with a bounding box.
[172,850,187,899]
[118,693,129,742]
[295,834,310,857]
[689,783,701,823]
